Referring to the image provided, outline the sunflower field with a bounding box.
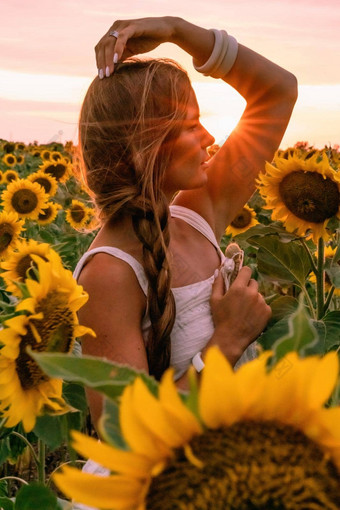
[0,138,339,509]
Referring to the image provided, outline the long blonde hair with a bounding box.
[79,58,192,379]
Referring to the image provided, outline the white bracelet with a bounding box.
[192,351,205,372]
[193,29,239,79]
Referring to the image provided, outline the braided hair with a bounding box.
[79,58,192,379]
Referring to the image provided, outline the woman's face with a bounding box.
[162,90,215,199]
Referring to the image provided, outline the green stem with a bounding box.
[0,476,28,485]
[300,238,318,275]
[11,431,40,467]
[324,286,336,315]
[316,238,325,319]
[301,285,316,320]
[0,417,7,431]
[37,438,46,485]
[46,460,86,487]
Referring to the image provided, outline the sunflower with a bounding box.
[257,152,340,244]
[3,142,16,153]
[0,254,95,432]
[15,155,25,165]
[39,158,71,184]
[2,154,17,167]
[27,170,58,197]
[54,347,340,510]
[40,150,51,161]
[65,200,91,230]
[1,179,48,220]
[37,202,61,226]
[0,211,24,260]
[0,239,53,296]
[15,142,26,151]
[3,170,19,184]
[51,151,62,162]
[309,245,340,296]
[225,205,258,237]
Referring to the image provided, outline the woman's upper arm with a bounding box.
[76,254,149,427]
[77,253,148,369]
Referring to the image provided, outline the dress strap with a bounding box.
[73,246,148,295]
[170,205,224,259]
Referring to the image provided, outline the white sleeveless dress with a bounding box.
[72,205,257,510]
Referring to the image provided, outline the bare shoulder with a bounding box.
[78,253,146,316]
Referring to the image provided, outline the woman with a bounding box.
[74,16,297,428]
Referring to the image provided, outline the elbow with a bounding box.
[274,71,298,104]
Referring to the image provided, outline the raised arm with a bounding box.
[95,16,297,240]
[170,19,298,239]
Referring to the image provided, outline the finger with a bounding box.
[210,269,224,299]
[95,39,107,79]
[232,266,252,287]
[247,278,258,291]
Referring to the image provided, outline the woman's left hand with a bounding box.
[94,16,177,78]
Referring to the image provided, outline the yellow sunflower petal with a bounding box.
[159,369,202,439]
[128,378,187,448]
[199,346,241,428]
[54,466,145,510]
[120,383,171,460]
[71,430,154,478]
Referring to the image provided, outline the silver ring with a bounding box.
[109,30,119,38]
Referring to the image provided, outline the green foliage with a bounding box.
[30,351,159,400]
[14,483,63,510]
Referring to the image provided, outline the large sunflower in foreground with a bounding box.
[54,348,340,509]
[0,253,95,432]
[0,211,24,260]
[0,239,55,296]
[257,152,340,244]
[225,205,258,237]
[1,179,48,220]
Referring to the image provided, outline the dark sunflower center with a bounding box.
[6,173,17,183]
[38,207,52,221]
[45,164,66,180]
[146,421,340,510]
[0,224,14,252]
[15,291,75,390]
[34,177,52,193]
[7,156,15,165]
[231,208,252,229]
[279,171,339,223]
[71,205,85,223]
[11,189,38,214]
[15,254,48,281]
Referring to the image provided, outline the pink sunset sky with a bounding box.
[0,0,339,148]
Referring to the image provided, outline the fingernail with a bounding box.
[98,68,104,80]
[105,66,110,77]
[113,53,118,64]
[213,269,219,281]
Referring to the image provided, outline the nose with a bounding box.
[201,124,215,148]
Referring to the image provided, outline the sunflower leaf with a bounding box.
[324,260,340,288]
[0,497,14,510]
[312,311,340,351]
[98,398,129,450]
[29,351,159,400]
[14,482,59,510]
[262,296,320,363]
[250,235,311,286]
